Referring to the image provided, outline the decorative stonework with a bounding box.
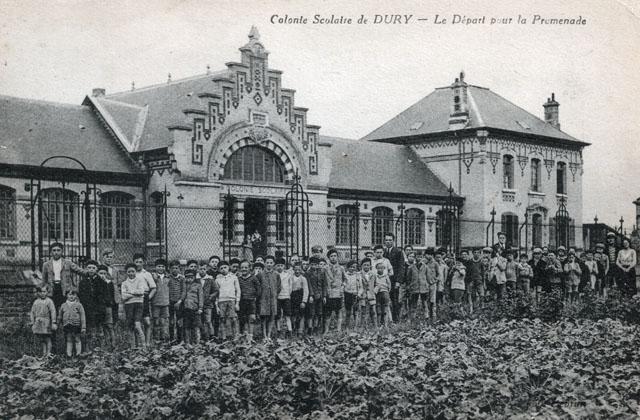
[188,28,320,177]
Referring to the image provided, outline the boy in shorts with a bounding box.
[305,256,327,335]
[373,261,392,327]
[182,269,203,345]
[121,263,146,349]
[57,290,85,357]
[325,249,346,334]
[215,261,240,340]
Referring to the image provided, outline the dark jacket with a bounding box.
[384,247,405,284]
[529,257,547,289]
[78,273,109,314]
[42,258,84,297]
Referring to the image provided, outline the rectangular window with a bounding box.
[0,188,16,240]
[503,155,514,189]
[557,162,567,194]
[531,159,541,192]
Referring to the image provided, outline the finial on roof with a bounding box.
[460,71,465,82]
[206,64,211,75]
[131,81,135,91]
[167,73,172,84]
[248,26,260,41]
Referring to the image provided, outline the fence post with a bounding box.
[486,207,496,247]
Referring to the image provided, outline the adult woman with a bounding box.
[616,238,637,297]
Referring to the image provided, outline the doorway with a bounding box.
[244,198,268,257]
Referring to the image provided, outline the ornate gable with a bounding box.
[184,27,320,183]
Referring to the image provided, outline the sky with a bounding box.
[1,0,639,227]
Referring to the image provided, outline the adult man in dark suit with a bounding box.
[493,232,509,257]
[383,233,406,322]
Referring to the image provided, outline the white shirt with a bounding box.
[52,259,63,281]
[370,257,393,277]
[135,269,156,293]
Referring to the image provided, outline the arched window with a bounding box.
[557,162,567,194]
[371,207,393,247]
[532,214,543,248]
[0,185,16,240]
[404,208,425,246]
[531,158,541,192]
[99,192,134,240]
[503,155,514,189]
[41,188,78,240]
[501,212,519,247]
[223,146,285,183]
[336,205,357,246]
[150,192,165,242]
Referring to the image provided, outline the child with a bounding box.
[229,258,241,275]
[360,258,377,328]
[564,254,582,303]
[517,254,533,295]
[405,252,425,319]
[30,286,57,357]
[290,261,309,335]
[450,259,467,304]
[237,260,261,341]
[151,259,171,343]
[343,260,361,328]
[57,290,85,357]
[78,260,107,351]
[305,256,327,335]
[198,261,217,341]
[182,269,203,345]
[505,250,518,293]
[167,260,185,342]
[275,258,293,337]
[121,263,146,349]
[258,256,281,341]
[133,253,156,347]
[97,265,115,349]
[373,262,393,327]
[584,251,599,291]
[215,261,241,340]
[325,249,346,334]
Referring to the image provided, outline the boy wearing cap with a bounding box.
[78,259,108,350]
[197,261,217,341]
[215,261,241,340]
[182,269,203,345]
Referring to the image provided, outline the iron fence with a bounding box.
[0,196,635,277]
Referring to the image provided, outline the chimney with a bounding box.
[448,70,469,130]
[92,88,105,97]
[543,92,560,129]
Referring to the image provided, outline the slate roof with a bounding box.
[324,136,452,197]
[0,95,138,173]
[362,85,588,145]
[101,71,229,151]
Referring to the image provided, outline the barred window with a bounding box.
[41,188,78,241]
[501,212,519,247]
[0,185,16,240]
[276,199,286,242]
[150,192,165,242]
[223,146,285,183]
[532,214,543,248]
[531,158,541,192]
[371,207,393,247]
[99,192,134,240]
[404,208,425,246]
[336,205,357,246]
[503,155,514,189]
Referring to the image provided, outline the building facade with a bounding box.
[0,28,588,273]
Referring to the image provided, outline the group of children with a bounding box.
[29,237,635,357]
